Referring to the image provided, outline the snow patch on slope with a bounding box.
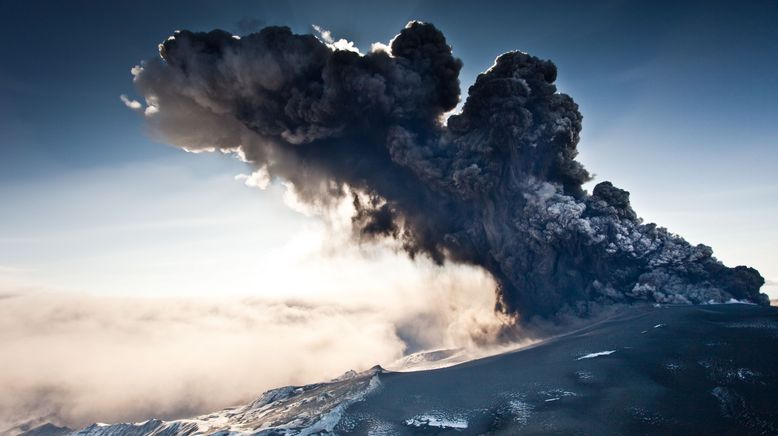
[404,412,468,429]
[577,350,616,360]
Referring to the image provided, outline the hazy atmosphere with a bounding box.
[1,0,777,432]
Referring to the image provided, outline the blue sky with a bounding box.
[1,0,777,298]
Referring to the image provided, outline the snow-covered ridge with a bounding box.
[69,366,385,436]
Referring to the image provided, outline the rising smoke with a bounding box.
[128,21,767,320]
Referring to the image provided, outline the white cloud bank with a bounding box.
[0,262,519,430]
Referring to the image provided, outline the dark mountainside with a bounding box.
[340,304,778,435]
[128,22,767,321]
[41,304,778,435]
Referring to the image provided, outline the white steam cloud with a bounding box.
[0,263,518,431]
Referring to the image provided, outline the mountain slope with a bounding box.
[45,303,778,435]
[341,303,778,435]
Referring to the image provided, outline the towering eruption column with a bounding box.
[128,21,767,320]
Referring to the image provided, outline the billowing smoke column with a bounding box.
[130,22,768,319]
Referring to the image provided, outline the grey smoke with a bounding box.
[129,21,767,320]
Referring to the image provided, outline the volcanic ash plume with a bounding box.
[128,22,767,319]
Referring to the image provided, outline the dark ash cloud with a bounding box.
[129,21,767,320]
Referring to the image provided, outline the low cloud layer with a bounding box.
[0,263,520,430]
